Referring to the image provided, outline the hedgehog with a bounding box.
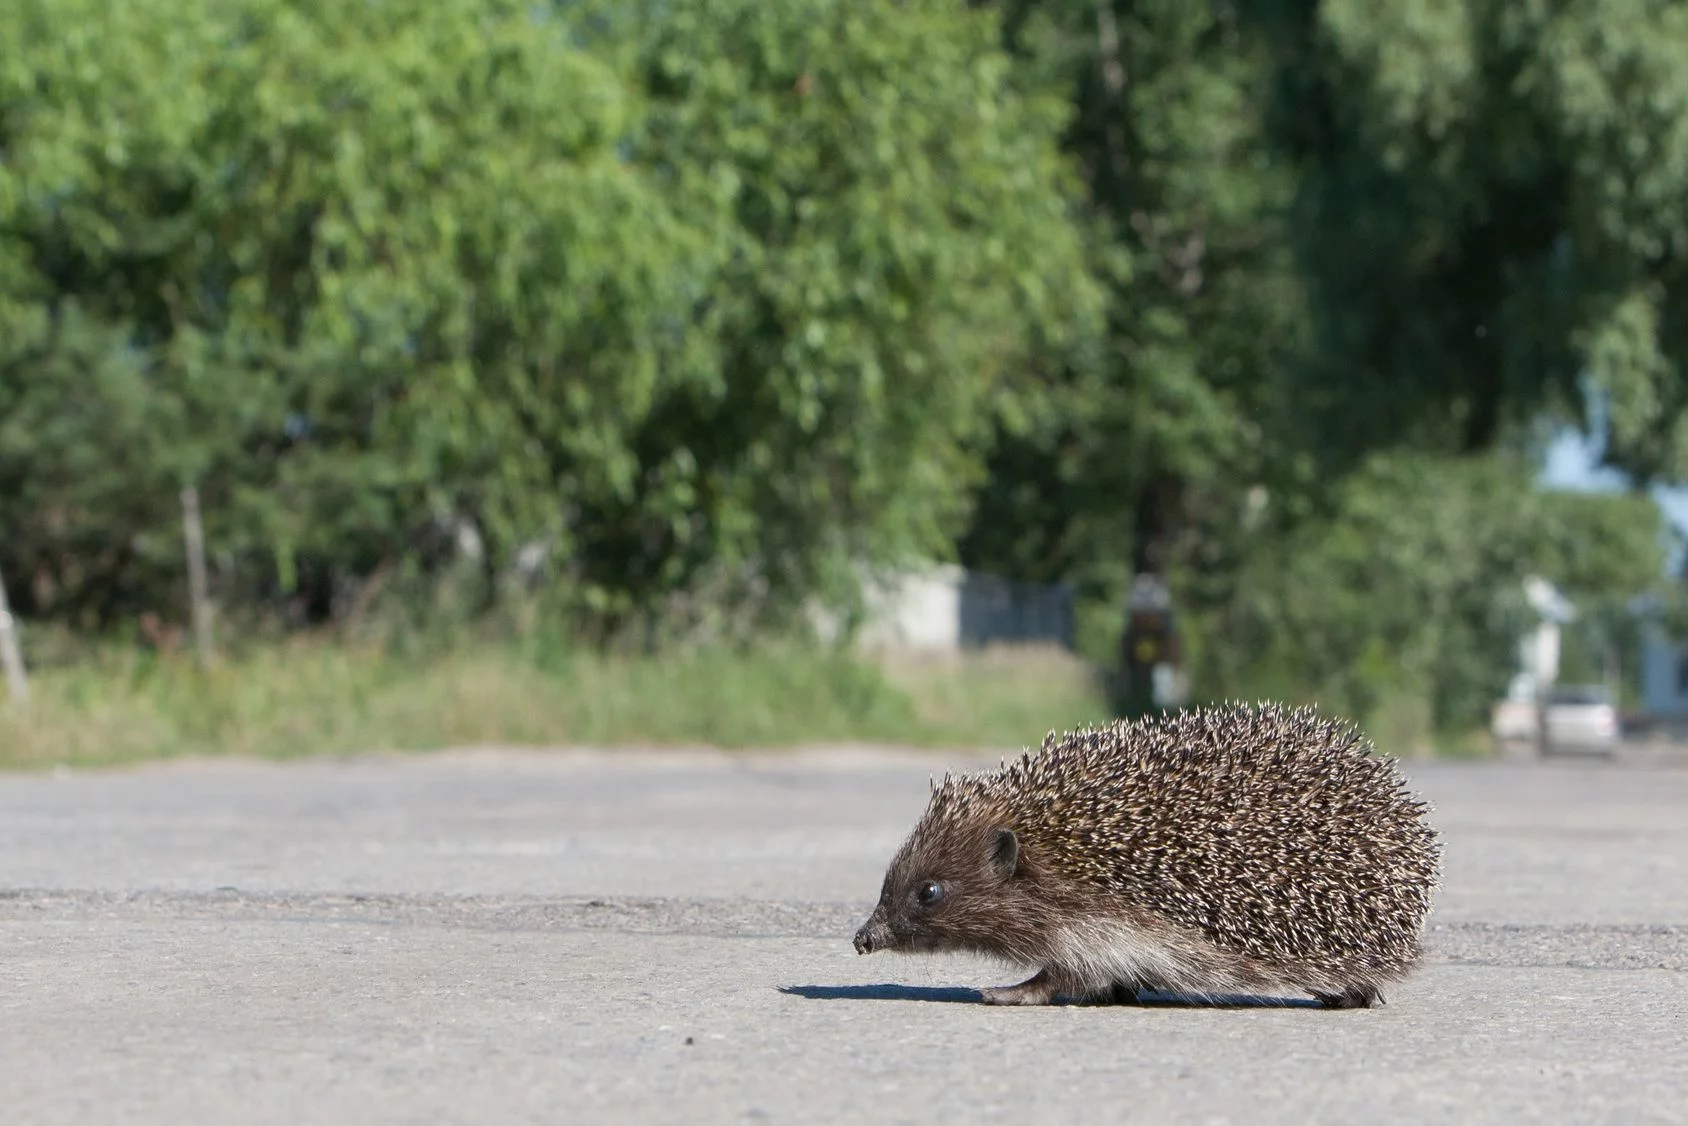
[851,702,1442,1008]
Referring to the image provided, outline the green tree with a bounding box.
[573,0,1103,633]
[961,0,1688,721]
[1185,451,1669,745]
[0,0,703,627]
[3,0,1104,641]
[1246,0,1688,477]
[957,0,1310,662]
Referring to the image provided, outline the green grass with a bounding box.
[0,636,1495,770]
[867,643,1114,748]
[0,639,1113,771]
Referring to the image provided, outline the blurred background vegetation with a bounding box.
[3,0,1687,766]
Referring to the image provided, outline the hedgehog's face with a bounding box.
[853,823,1034,959]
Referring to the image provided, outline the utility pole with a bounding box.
[1118,573,1184,719]
[180,485,215,670]
[0,563,28,705]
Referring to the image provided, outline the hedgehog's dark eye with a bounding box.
[916,881,943,907]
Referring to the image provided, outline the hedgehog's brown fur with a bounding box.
[852,702,1442,1008]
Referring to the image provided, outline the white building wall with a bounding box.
[853,565,966,651]
[812,563,1075,652]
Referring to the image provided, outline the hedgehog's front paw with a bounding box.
[979,969,1060,1006]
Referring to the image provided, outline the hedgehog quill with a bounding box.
[853,703,1442,1008]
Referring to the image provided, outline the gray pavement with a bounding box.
[2,746,1686,1125]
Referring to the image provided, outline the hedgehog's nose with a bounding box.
[854,908,891,954]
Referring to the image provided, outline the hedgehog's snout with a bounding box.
[854,911,890,954]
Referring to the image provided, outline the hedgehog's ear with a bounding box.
[989,828,1020,879]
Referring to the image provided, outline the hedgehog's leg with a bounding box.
[979,968,1064,1006]
[1311,983,1382,1010]
[1056,980,1146,1006]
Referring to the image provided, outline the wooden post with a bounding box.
[180,485,215,670]
[0,563,28,705]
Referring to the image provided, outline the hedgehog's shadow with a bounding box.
[780,984,1323,1009]
[780,983,981,1004]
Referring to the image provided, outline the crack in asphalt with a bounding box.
[3,888,1685,971]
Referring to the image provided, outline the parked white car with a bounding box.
[1542,684,1621,755]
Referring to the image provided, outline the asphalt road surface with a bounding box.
[3,745,1686,1125]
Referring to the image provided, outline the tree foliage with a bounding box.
[1247,0,1688,474]
[961,0,1687,731]
[2,0,696,625]
[960,0,1309,622]
[1,0,1096,634]
[565,0,1102,628]
[1185,452,1670,741]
